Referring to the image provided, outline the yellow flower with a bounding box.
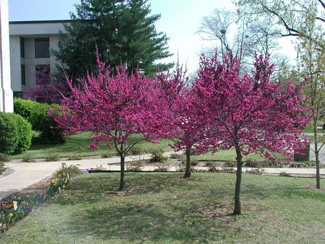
[9,213,13,217]
[17,197,21,200]
[62,185,66,189]
[48,182,51,185]
[58,174,62,178]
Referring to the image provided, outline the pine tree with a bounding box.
[121,0,172,74]
[54,0,172,78]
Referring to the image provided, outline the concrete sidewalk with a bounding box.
[0,154,153,201]
[1,153,325,201]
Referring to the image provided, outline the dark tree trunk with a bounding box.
[184,149,191,178]
[233,148,243,215]
[315,143,320,189]
[313,117,320,189]
[118,153,125,191]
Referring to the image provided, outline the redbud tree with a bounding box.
[24,66,71,104]
[158,67,211,178]
[194,53,312,215]
[50,59,168,191]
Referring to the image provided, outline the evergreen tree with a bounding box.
[54,0,172,78]
[121,0,172,74]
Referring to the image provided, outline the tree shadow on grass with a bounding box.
[59,173,211,205]
[241,178,325,204]
[53,173,245,243]
[57,200,236,243]
[55,173,315,243]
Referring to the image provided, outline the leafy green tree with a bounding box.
[236,0,325,188]
[54,0,172,78]
[235,0,325,53]
[297,24,325,189]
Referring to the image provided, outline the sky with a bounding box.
[8,0,295,73]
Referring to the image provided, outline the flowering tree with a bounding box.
[158,67,211,178]
[50,58,168,191]
[195,53,312,215]
[24,66,71,104]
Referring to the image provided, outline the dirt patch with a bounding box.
[301,184,325,191]
[196,202,231,218]
[19,176,53,195]
[166,175,205,181]
[105,191,127,196]
[195,200,262,218]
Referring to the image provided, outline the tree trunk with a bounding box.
[315,143,320,189]
[233,148,243,215]
[184,149,191,178]
[313,117,320,189]
[118,153,125,191]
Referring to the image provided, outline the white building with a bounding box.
[9,20,70,97]
[0,0,13,112]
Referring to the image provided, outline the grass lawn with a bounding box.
[11,132,290,164]
[12,133,173,159]
[1,172,325,243]
[191,149,288,163]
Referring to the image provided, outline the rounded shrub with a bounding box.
[13,98,36,122]
[30,103,65,144]
[11,113,32,154]
[0,112,19,154]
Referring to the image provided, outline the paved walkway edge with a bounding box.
[1,152,324,201]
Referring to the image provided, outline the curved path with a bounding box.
[0,154,153,200]
[1,151,325,201]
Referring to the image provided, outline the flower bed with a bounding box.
[0,197,32,232]
[0,166,75,233]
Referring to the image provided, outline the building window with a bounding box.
[20,37,24,58]
[35,38,50,58]
[21,64,26,85]
[35,65,50,85]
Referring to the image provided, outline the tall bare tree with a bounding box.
[197,8,283,75]
[236,0,325,188]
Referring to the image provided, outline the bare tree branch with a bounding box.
[258,1,325,49]
[259,2,300,35]
[316,17,325,22]
[318,0,325,9]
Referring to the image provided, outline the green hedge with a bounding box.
[13,98,36,122]
[11,114,33,154]
[30,103,65,144]
[0,113,33,155]
[14,98,65,144]
[0,113,19,154]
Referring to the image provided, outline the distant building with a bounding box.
[9,20,70,97]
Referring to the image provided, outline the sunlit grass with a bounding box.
[12,132,173,159]
[1,172,325,243]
